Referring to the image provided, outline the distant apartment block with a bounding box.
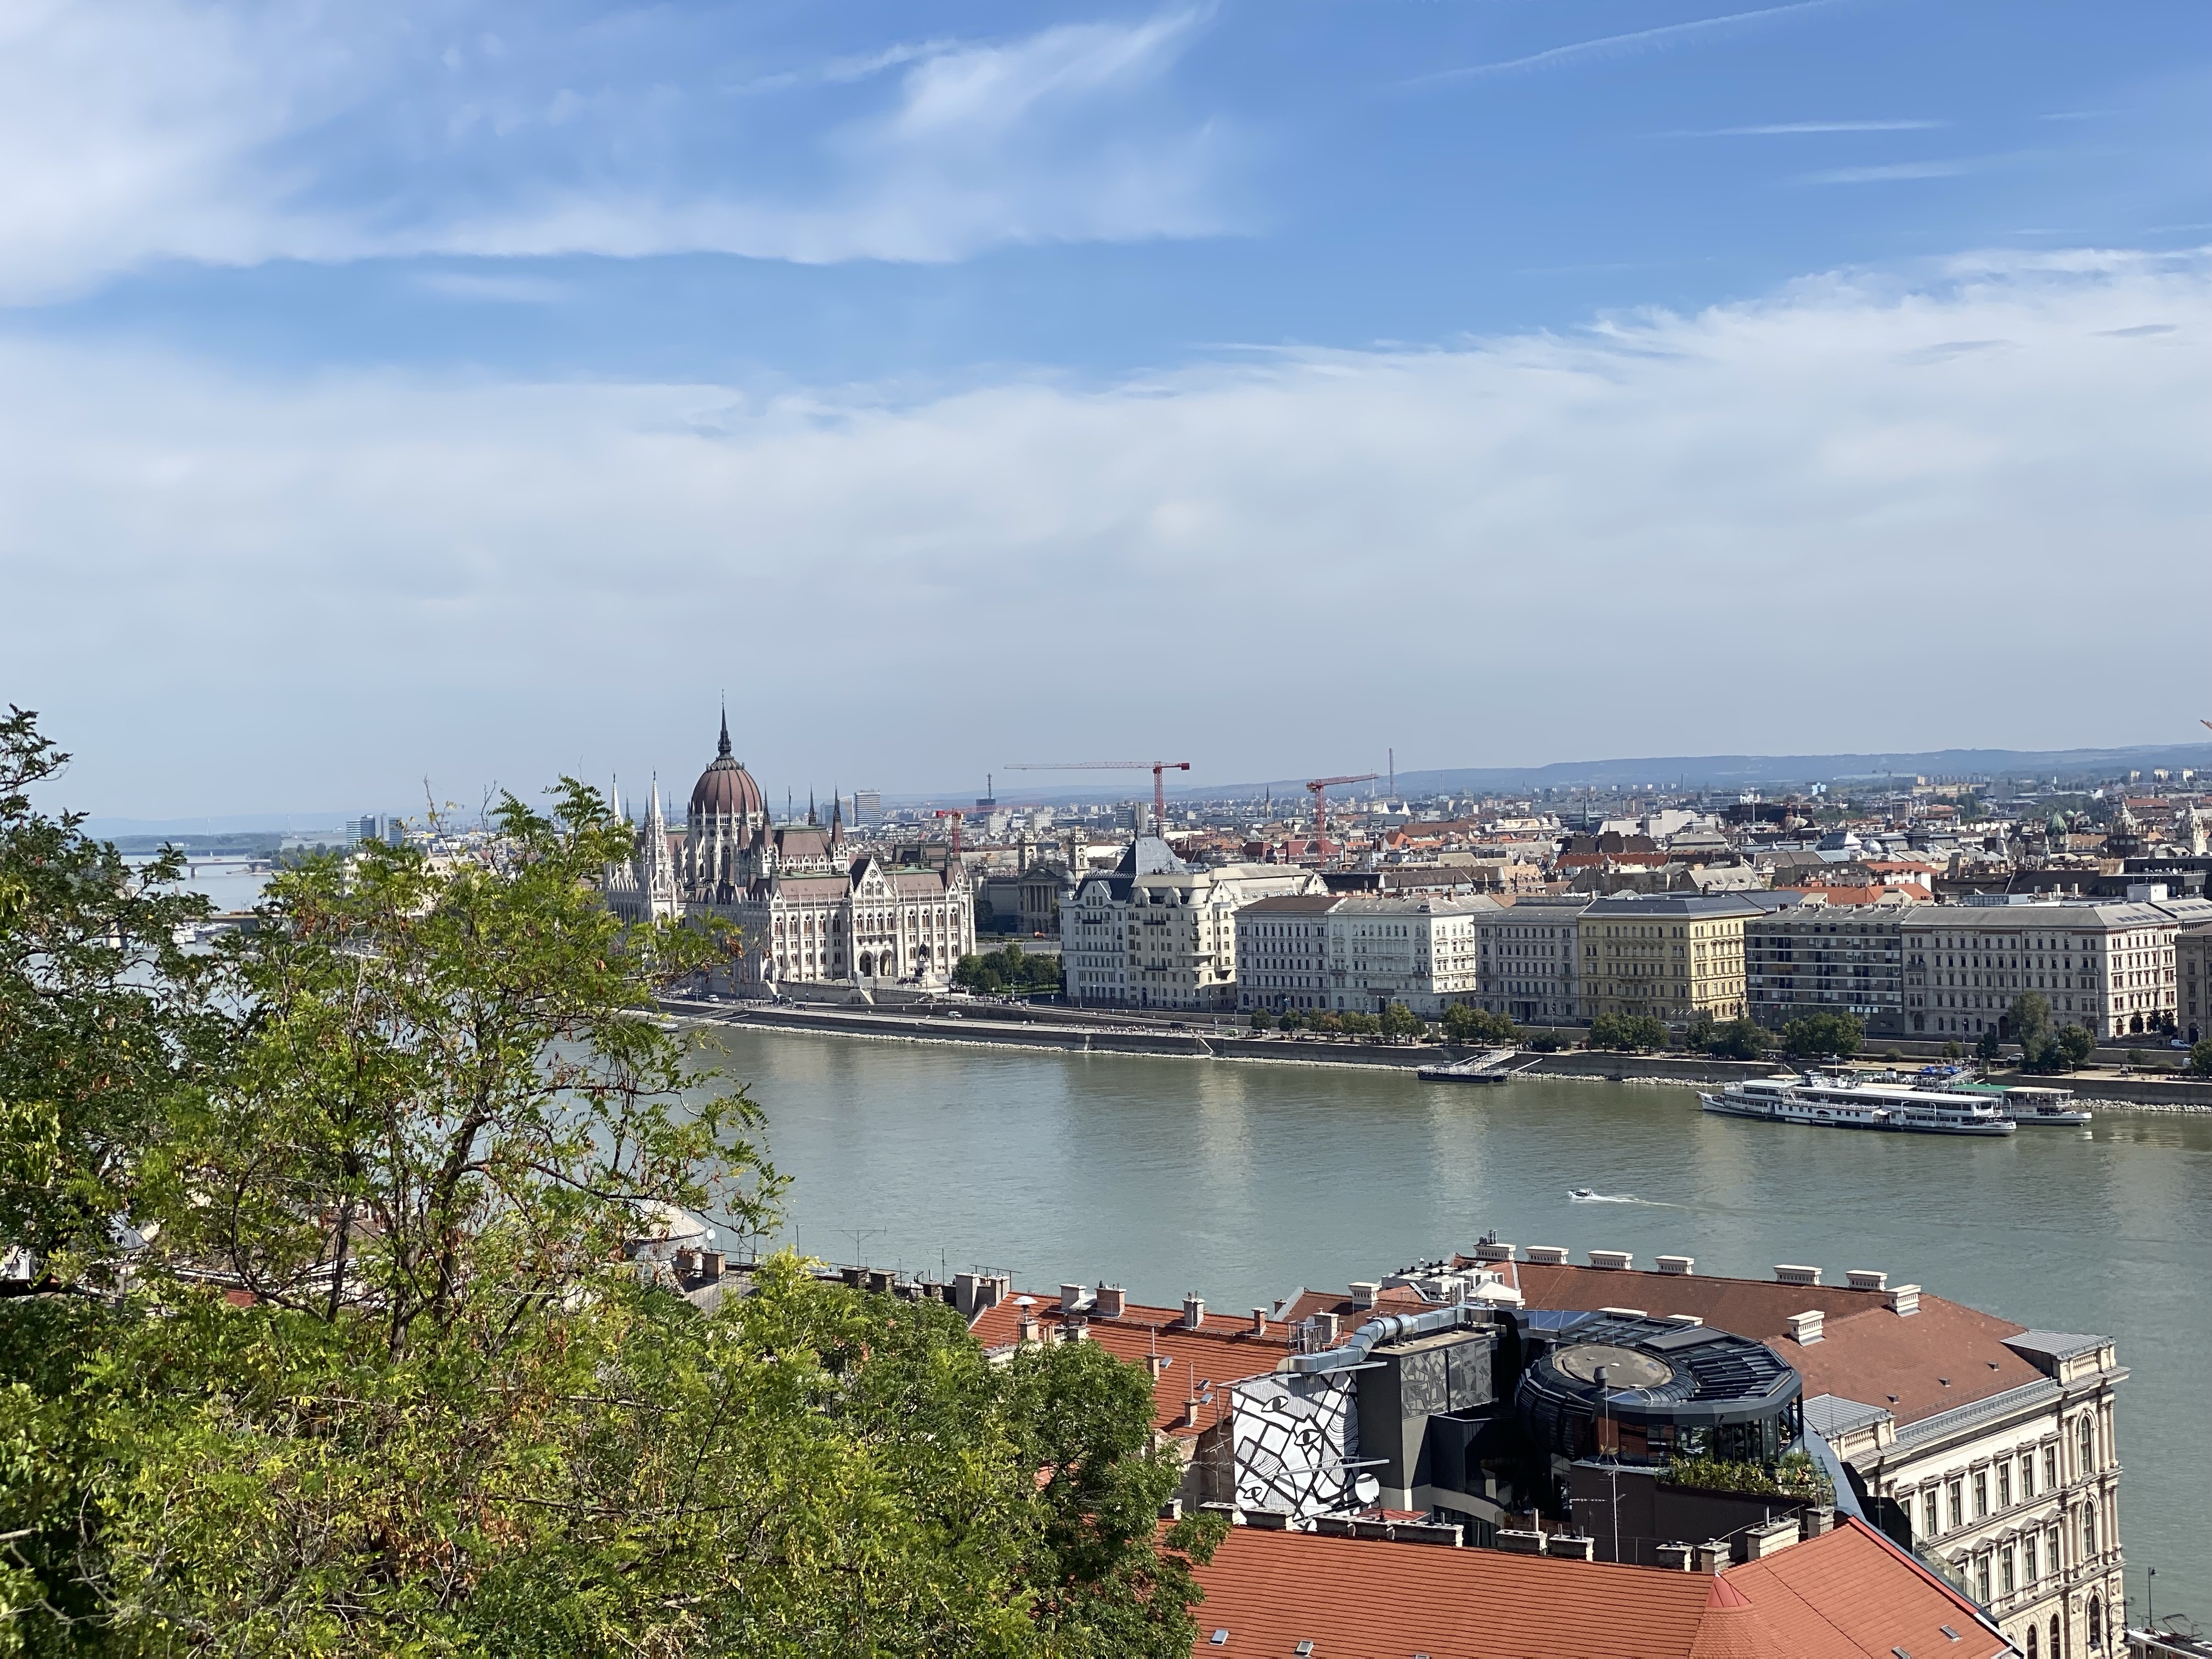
[1746,906,1908,1036]
[1473,894,1591,1025]
[1063,839,1319,1011]
[1234,893,1495,1017]
[1577,893,1760,1023]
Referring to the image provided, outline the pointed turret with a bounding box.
[718,700,732,760]
[808,788,817,826]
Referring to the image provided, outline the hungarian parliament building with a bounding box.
[603,714,974,992]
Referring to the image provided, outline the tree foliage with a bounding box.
[1780,1011,1864,1060]
[0,710,1220,1658]
[1703,1017,1767,1060]
[1441,1005,1516,1045]
[1588,1012,1668,1052]
[952,944,1063,997]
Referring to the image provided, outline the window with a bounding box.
[2024,1533,2038,1583]
[2081,1504,2096,1559]
[1974,1471,1989,1518]
[2044,1446,2058,1491]
[1998,1462,2012,1508]
[2077,1415,2094,1476]
[2001,1548,2015,1595]
[1922,1490,1939,1539]
[1974,1555,1990,1604]
[1946,1480,1962,1531]
[2021,1453,2035,1499]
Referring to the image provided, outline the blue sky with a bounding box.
[5,0,2211,816]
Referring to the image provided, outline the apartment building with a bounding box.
[1577,892,1760,1024]
[1473,894,1592,1025]
[1745,903,1909,1036]
[1234,893,1498,1017]
[1062,838,1321,1011]
[1439,1251,2125,1659]
[2179,921,2211,1043]
[1900,894,2212,1041]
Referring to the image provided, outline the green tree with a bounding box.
[1247,1008,1273,1031]
[1378,1002,1423,1042]
[1441,1004,1517,1045]
[1706,1017,1767,1060]
[2191,1039,2212,1077]
[1976,1024,2005,1064]
[2008,992,2056,1070]
[1781,1011,1865,1060]
[1339,1009,1380,1037]
[2055,1024,2097,1071]
[1588,1012,1667,1052]
[0,717,1221,1657]
[952,943,1064,996]
[1683,1009,1716,1052]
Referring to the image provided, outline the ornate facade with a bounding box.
[606,713,974,992]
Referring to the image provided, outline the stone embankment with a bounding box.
[663,996,2212,1109]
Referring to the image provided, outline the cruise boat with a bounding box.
[1699,1073,2016,1136]
[1994,1086,2093,1128]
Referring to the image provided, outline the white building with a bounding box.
[1472,894,1593,1025]
[1900,893,2212,1041]
[1236,893,1497,1017]
[605,713,974,993]
[1062,840,1322,1011]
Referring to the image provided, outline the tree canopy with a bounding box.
[1780,1011,1863,1060]
[0,708,1218,1658]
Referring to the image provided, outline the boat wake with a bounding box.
[1568,1189,1677,1206]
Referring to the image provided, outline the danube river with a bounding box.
[693,1024,2212,1614]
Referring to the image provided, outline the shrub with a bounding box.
[2192,1039,2212,1077]
[1247,1008,1273,1032]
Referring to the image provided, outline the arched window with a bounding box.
[2088,1598,2102,1647]
[2050,1616,2061,1659]
[2027,1626,2038,1659]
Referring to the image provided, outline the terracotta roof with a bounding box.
[1183,1517,1994,1659]
[970,1293,1288,1437]
[1457,1261,2040,1428]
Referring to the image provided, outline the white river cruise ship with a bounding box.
[1700,1073,2017,1136]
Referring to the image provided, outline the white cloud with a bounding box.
[0,3,1228,301]
[4,250,2210,812]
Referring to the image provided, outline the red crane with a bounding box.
[1004,760,1192,837]
[933,808,964,859]
[1305,773,1380,839]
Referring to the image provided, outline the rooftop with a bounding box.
[1184,1517,2003,1659]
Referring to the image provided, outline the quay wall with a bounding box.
[662,999,2212,1108]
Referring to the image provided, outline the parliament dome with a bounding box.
[691,712,765,819]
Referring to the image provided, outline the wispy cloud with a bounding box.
[0,3,1232,302]
[2098,323,2176,337]
[1407,0,1841,86]
[1796,159,1979,185]
[410,270,570,304]
[1695,119,1946,135]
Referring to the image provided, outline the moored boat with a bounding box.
[1700,1073,2016,1136]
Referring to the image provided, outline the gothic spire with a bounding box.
[718,699,732,760]
[808,788,817,826]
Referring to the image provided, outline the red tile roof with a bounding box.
[970,1293,1288,1437]
[1185,1518,1998,1659]
[1454,1260,2038,1427]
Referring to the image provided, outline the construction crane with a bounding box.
[932,808,965,859]
[1005,760,1191,837]
[1305,773,1379,839]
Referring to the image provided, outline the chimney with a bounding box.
[1472,1241,1515,1263]
[1664,1313,1705,1328]
[1317,1312,1340,1345]
[1182,1294,1205,1330]
[1799,1506,1836,1541]
[1062,1318,1088,1343]
[1525,1246,1570,1266]
[1846,1269,1887,1292]
[954,1271,982,1316]
[1182,1398,1202,1429]
[1888,1283,1921,1317]
[1656,1255,1695,1276]
[1655,1541,1696,1572]
[673,1249,698,1279]
[1146,1352,1170,1379]
[1589,1249,1633,1272]
[1348,1281,1379,1309]
[1544,1534,1595,1562]
[1059,1283,1090,1314]
[700,1250,724,1280]
[1096,1283,1127,1318]
[1017,1315,1040,1344]
[1251,1308,1269,1336]
[1786,1310,1825,1345]
[1736,1519,1799,1562]
[1693,1541,1729,1575]
[1774,1264,1821,1286]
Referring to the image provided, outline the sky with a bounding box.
[4,0,2211,820]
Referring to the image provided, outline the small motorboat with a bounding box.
[1569,1188,1596,1200]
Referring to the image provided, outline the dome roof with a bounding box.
[691,711,765,819]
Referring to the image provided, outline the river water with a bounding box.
[693,1024,2212,1615]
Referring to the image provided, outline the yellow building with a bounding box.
[1577,893,1761,1024]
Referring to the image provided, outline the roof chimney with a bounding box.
[1096,1283,1127,1318]
[1182,1293,1205,1330]
[1251,1308,1268,1336]
[1656,1255,1695,1276]
[1348,1281,1379,1309]
[1786,1310,1825,1345]
[1655,1541,1696,1572]
[1774,1264,1821,1286]
[1888,1283,1921,1317]
[1665,1313,1705,1328]
[1846,1269,1888,1293]
[1589,1249,1633,1272]
[1471,1241,1515,1263]
[1181,1398,1202,1429]
[1059,1283,1090,1313]
[1736,1518,1799,1562]
[1693,1541,1729,1575]
[1146,1352,1170,1379]
[1524,1246,1570,1266]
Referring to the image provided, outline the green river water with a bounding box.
[691,1024,2212,1616]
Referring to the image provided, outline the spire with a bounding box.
[718,700,732,760]
[808,788,817,826]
